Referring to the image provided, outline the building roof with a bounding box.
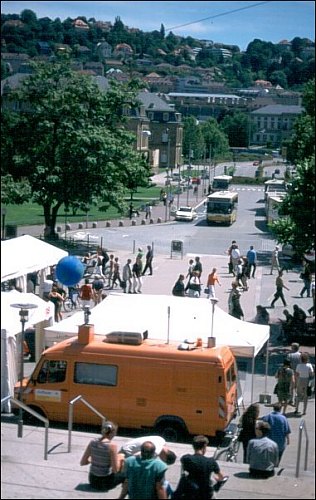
[251,105,304,115]
[168,92,240,99]
[138,91,174,111]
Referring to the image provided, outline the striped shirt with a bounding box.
[89,439,112,477]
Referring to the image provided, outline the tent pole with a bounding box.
[264,340,269,393]
[251,349,255,403]
[167,306,170,344]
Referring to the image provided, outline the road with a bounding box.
[67,183,275,257]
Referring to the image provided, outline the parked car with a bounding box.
[191,177,201,185]
[175,206,197,222]
[253,161,260,166]
[171,173,183,182]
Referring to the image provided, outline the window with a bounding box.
[226,364,237,391]
[162,112,169,122]
[74,362,118,386]
[37,360,67,384]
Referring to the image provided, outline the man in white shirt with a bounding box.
[118,435,176,466]
[295,353,314,415]
[287,343,302,405]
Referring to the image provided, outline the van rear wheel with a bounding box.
[154,422,187,443]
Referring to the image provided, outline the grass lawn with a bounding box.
[4,186,162,227]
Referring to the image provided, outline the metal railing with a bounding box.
[68,395,107,453]
[296,419,309,478]
[1,395,49,460]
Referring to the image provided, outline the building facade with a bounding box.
[250,104,304,147]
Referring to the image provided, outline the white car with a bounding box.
[175,206,197,222]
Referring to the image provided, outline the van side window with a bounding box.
[74,362,117,386]
[226,365,237,391]
[37,360,67,384]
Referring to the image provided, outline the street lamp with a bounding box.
[11,302,38,438]
[209,297,218,348]
[186,145,193,205]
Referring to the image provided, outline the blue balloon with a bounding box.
[56,256,84,286]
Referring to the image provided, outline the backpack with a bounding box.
[231,248,240,260]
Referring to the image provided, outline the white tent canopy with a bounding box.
[45,294,269,358]
[1,235,68,286]
[1,291,54,413]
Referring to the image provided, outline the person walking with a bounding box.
[92,275,104,305]
[230,244,241,276]
[247,421,279,478]
[206,268,221,298]
[270,246,280,275]
[295,352,314,415]
[187,271,201,298]
[118,441,168,500]
[136,247,144,274]
[142,245,154,276]
[227,240,238,275]
[106,254,115,288]
[271,271,289,307]
[79,278,94,309]
[122,259,133,294]
[262,403,291,463]
[110,257,123,289]
[286,343,302,405]
[48,284,64,322]
[274,358,295,415]
[300,261,312,298]
[246,245,257,278]
[145,203,152,220]
[238,403,260,463]
[308,279,315,315]
[177,435,227,500]
[80,421,123,491]
[132,258,143,294]
[228,282,244,320]
[185,258,195,293]
[193,256,203,276]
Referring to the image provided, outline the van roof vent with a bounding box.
[105,331,147,345]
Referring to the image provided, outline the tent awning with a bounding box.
[45,294,269,358]
[1,235,68,282]
[1,291,54,336]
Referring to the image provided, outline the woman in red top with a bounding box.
[206,268,221,299]
[79,278,94,307]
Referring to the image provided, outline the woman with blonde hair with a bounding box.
[80,421,123,491]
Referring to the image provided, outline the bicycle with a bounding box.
[63,290,81,312]
[213,422,241,462]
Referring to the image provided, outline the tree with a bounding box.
[271,156,315,255]
[200,118,231,164]
[220,112,249,147]
[285,79,315,164]
[182,116,204,161]
[1,58,150,238]
[272,79,315,255]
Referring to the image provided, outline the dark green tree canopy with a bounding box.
[272,79,315,255]
[1,58,150,237]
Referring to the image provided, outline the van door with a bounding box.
[68,360,121,425]
[30,358,69,422]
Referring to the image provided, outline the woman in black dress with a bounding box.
[238,403,260,463]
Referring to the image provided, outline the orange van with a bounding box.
[17,325,238,441]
